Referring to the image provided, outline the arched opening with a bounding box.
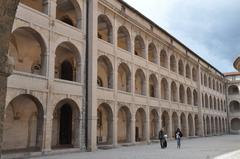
[135,69,146,95]
[179,84,185,103]
[203,117,206,136]
[228,85,239,95]
[188,114,194,136]
[185,64,191,79]
[148,43,157,64]
[161,111,170,137]
[222,118,225,133]
[150,109,159,140]
[187,87,192,105]
[20,0,48,14]
[117,26,131,51]
[117,106,131,143]
[161,78,169,100]
[170,55,177,72]
[160,49,168,68]
[135,108,146,142]
[118,63,131,92]
[56,0,82,28]
[230,101,240,113]
[194,115,200,136]
[149,74,158,98]
[97,103,113,145]
[97,56,113,88]
[213,79,215,90]
[215,117,219,134]
[204,74,207,87]
[172,112,178,138]
[3,95,44,152]
[171,81,177,102]
[180,113,187,137]
[230,118,240,131]
[192,67,197,81]
[208,77,212,88]
[205,94,208,108]
[193,90,198,106]
[134,35,145,58]
[98,14,113,43]
[52,99,80,148]
[209,96,213,109]
[206,116,210,135]
[178,59,184,76]
[219,118,222,134]
[211,117,215,135]
[214,97,216,110]
[9,27,46,75]
[55,42,81,82]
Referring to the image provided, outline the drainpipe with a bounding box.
[85,0,89,150]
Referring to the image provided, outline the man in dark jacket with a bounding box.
[159,129,165,148]
[175,128,183,148]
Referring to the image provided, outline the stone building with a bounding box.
[225,72,240,134]
[2,0,229,157]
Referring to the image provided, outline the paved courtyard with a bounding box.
[33,135,240,159]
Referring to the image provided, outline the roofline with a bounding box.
[119,0,224,76]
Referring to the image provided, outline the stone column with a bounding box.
[87,0,98,151]
[112,113,118,147]
[131,118,136,144]
[0,1,20,158]
[169,111,173,139]
[42,114,53,152]
[145,107,150,143]
[186,113,189,137]
[197,64,204,137]
[193,115,196,136]
[49,0,57,19]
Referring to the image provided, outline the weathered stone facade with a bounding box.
[0,0,231,158]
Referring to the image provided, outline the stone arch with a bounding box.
[134,35,145,58]
[206,116,210,135]
[179,84,185,103]
[117,106,131,143]
[149,74,158,98]
[185,64,191,79]
[188,114,194,136]
[192,67,197,81]
[98,14,113,43]
[228,85,239,95]
[9,27,47,75]
[135,108,147,142]
[117,26,131,51]
[194,115,200,136]
[171,81,177,102]
[55,41,81,82]
[172,112,178,138]
[3,94,44,151]
[118,62,131,92]
[205,94,208,108]
[180,113,187,137]
[51,98,80,148]
[161,111,170,137]
[148,43,157,64]
[231,118,240,131]
[170,55,177,72]
[97,55,113,88]
[178,59,184,76]
[229,100,240,113]
[20,0,48,13]
[150,109,159,139]
[56,0,82,28]
[97,103,113,145]
[193,89,198,106]
[187,87,192,105]
[160,49,168,68]
[135,69,146,95]
[161,78,169,100]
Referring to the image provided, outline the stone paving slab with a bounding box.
[32,135,240,159]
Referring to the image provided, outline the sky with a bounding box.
[124,0,240,73]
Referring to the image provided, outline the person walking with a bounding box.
[175,128,183,148]
[158,129,165,148]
